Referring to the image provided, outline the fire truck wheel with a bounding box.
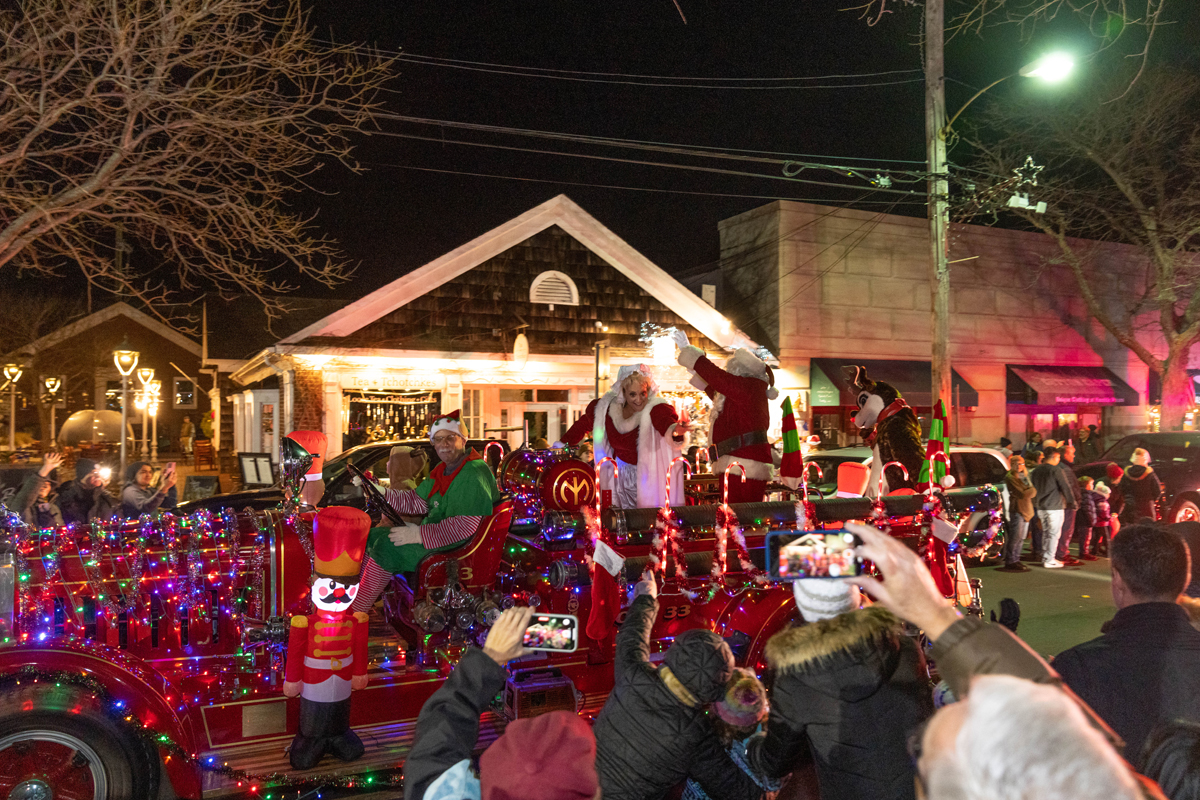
[0,682,154,800]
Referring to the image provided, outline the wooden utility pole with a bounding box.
[925,0,952,419]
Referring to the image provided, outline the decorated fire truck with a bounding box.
[0,440,998,800]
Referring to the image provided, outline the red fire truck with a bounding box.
[0,446,996,799]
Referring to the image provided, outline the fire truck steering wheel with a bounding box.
[344,461,407,526]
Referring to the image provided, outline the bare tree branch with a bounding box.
[0,0,394,326]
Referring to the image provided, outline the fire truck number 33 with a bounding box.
[614,604,691,625]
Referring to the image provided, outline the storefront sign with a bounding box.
[344,373,444,391]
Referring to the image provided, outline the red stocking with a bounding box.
[587,565,620,646]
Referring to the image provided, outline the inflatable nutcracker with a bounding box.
[286,430,328,508]
[284,506,370,770]
[673,330,778,503]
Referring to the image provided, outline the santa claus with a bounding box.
[673,330,778,503]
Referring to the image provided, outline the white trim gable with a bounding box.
[281,194,763,353]
[12,302,201,357]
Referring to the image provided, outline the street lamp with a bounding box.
[148,379,162,463]
[113,341,139,478]
[137,367,154,459]
[43,377,62,444]
[924,5,1074,421]
[2,364,21,451]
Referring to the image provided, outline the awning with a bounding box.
[1006,365,1138,406]
[810,358,979,408]
[1148,369,1200,405]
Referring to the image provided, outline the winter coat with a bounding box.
[1005,470,1037,521]
[1061,462,1082,509]
[1122,465,1163,522]
[746,607,931,800]
[403,646,504,800]
[1031,463,1074,510]
[1075,489,1099,533]
[57,480,119,525]
[11,473,63,528]
[1054,602,1200,768]
[120,461,175,519]
[1108,483,1127,521]
[593,594,763,800]
[1076,436,1103,465]
[1094,495,1113,527]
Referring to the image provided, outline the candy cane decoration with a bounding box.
[925,451,952,495]
[878,460,911,498]
[801,461,824,502]
[484,441,506,474]
[722,461,747,506]
[664,456,693,504]
[595,457,619,516]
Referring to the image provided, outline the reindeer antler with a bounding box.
[842,365,871,390]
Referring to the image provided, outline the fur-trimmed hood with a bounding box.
[765,606,906,702]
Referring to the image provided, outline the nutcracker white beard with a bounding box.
[312,576,359,611]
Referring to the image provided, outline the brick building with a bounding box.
[716,201,1180,447]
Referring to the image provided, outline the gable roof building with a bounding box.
[231,195,767,458]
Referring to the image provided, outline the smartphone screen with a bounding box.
[766,530,863,580]
[522,613,579,653]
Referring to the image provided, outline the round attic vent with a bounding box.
[529,270,579,310]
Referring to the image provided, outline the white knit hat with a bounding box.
[1094,481,1112,498]
[792,579,858,622]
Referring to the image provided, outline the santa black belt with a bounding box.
[710,430,770,460]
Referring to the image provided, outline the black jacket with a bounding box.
[57,480,119,526]
[1031,462,1074,510]
[403,646,508,800]
[11,473,63,528]
[1121,466,1163,522]
[593,594,763,800]
[1075,489,1099,532]
[746,607,931,800]
[1054,602,1200,768]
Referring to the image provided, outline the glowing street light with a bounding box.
[136,367,155,459]
[2,364,21,451]
[113,339,140,478]
[43,377,62,444]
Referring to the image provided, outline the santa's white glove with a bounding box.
[552,440,566,449]
[388,522,423,547]
[669,328,691,350]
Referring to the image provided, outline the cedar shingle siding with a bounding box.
[301,226,720,355]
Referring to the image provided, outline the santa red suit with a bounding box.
[284,505,370,770]
[561,364,687,508]
[675,335,778,504]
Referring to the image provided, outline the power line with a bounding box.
[372,112,932,172]
[366,161,926,206]
[366,130,926,195]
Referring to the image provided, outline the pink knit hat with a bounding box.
[715,668,768,728]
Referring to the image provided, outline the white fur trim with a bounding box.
[304,471,323,480]
[714,454,773,482]
[677,345,703,371]
[726,348,769,382]
[593,391,687,508]
[766,386,780,401]
[429,414,468,440]
[614,364,658,401]
[689,373,708,392]
[607,399,641,434]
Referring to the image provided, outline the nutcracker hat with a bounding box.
[836,461,871,498]
[313,506,370,580]
[286,430,327,480]
[429,410,470,440]
[725,348,780,400]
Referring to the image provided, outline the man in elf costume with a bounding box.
[673,330,778,503]
[284,505,371,770]
[351,410,500,612]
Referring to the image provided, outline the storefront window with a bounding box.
[499,389,534,403]
[537,389,570,402]
[344,390,441,447]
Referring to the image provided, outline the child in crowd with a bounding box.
[681,669,780,800]
[1073,475,1100,561]
[1091,482,1114,558]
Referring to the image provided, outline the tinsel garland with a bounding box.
[0,666,403,794]
[649,503,687,581]
[710,503,767,584]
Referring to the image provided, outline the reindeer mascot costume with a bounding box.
[844,365,924,497]
[674,331,778,503]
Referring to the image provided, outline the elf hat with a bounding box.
[287,430,327,480]
[480,710,598,800]
[313,506,370,580]
[429,410,469,440]
[793,579,857,622]
[725,349,780,400]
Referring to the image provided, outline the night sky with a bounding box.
[12,1,1200,314]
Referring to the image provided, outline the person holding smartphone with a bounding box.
[120,460,177,519]
[58,458,119,525]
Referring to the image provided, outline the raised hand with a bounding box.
[482,606,534,664]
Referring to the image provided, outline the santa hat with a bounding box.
[725,349,779,400]
[429,410,469,440]
[793,579,857,622]
[480,710,598,800]
[313,506,370,580]
[287,430,327,480]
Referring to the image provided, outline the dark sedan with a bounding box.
[1073,432,1200,523]
[176,438,510,515]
